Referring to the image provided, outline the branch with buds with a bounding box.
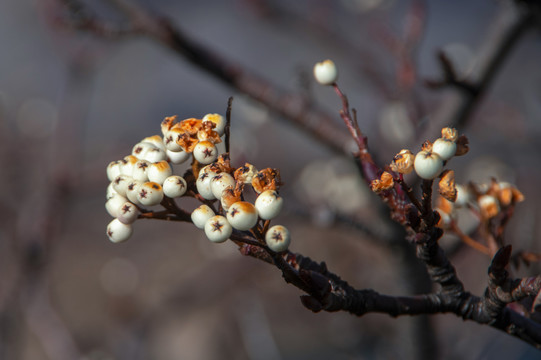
[103,58,541,349]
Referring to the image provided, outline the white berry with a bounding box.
[147,160,172,185]
[126,180,143,204]
[192,205,216,229]
[163,176,187,198]
[313,59,338,85]
[106,161,122,182]
[106,194,128,217]
[204,215,232,243]
[432,138,457,161]
[414,150,444,180]
[196,168,218,200]
[137,182,164,206]
[265,225,290,252]
[166,149,190,164]
[112,175,133,197]
[132,160,150,182]
[117,202,139,224]
[193,141,218,165]
[226,201,258,231]
[211,173,236,199]
[255,190,283,220]
[107,218,133,243]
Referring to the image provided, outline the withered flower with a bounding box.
[441,127,458,142]
[252,168,281,193]
[438,170,457,202]
[176,133,198,153]
[390,149,415,174]
[177,118,203,135]
[161,115,178,135]
[370,171,394,193]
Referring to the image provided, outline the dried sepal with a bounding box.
[252,168,281,194]
[370,171,394,193]
[176,133,198,153]
[221,187,241,211]
[235,163,258,184]
[455,135,469,156]
[161,115,178,135]
[176,118,202,135]
[197,121,222,144]
[439,170,457,202]
[390,149,414,174]
[441,127,458,142]
[421,140,433,152]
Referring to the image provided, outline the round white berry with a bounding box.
[132,142,156,160]
[112,175,133,197]
[107,218,133,243]
[193,141,218,165]
[191,204,216,229]
[211,173,236,199]
[196,168,218,200]
[132,160,150,182]
[226,201,258,231]
[141,135,165,151]
[414,150,443,180]
[137,182,164,206]
[166,149,190,164]
[147,160,172,185]
[432,138,457,161]
[313,59,338,85]
[202,113,226,136]
[120,155,138,176]
[106,194,128,217]
[106,182,118,200]
[107,160,122,182]
[254,190,283,220]
[164,128,184,152]
[265,225,290,252]
[126,180,143,204]
[163,175,187,198]
[143,147,166,163]
[204,215,232,243]
[117,201,139,224]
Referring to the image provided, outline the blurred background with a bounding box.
[1,0,541,359]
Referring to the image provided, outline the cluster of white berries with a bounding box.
[190,163,289,251]
[105,113,291,252]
